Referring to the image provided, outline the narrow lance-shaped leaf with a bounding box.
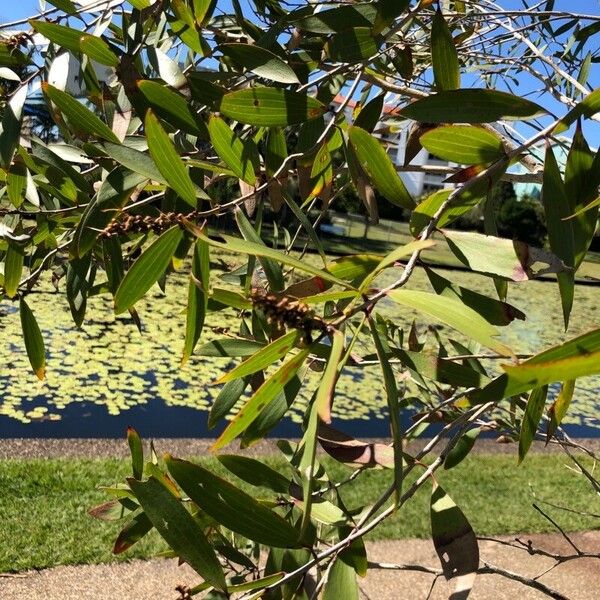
[79,34,120,67]
[235,207,284,291]
[113,511,153,555]
[128,476,227,591]
[348,125,415,209]
[323,556,359,600]
[471,328,600,403]
[43,83,120,143]
[114,226,184,314]
[192,230,355,290]
[211,348,310,451]
[369,319,402,505]
[182,238,210,364]
[564,126,600,270]
[425,267,525,327]
[145,110,197,207]
[74,168,147,257]
[217,454,290,494]
[19,298,46,380]
[518,386,548,463]
[431,9,460,91]
[219,43,299,84]
[315,330,345,423]
[216,330,300,384]
[219,87,327,127]
[327,27,380,63]
[541,144,574,329]
[127,426,144,480]
[137,80,208,138]
[431,482,479,600]
[3,243,25,298]
[546,380,575,442]
[441,229,568,281]
[0,84,28,167]
[208,115,258,185]
[208,377,249,428]
[420,125,505,164]
[388,289,513,356]
[66,254,92,328]
[444,428,480,470]
[297,397,319,539]
[401,89,545,123]
[166,456,299,547]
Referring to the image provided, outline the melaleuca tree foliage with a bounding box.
[1,1,600,597]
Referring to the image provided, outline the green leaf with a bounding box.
[472,328,600,403]
[431,10,460,91]
[113,512,153,554]
[546,380,575,441]
[166,456,299,547]
[47,0,77,13]
[197,338,264,357]
[373,0,410,35]
[114,226,184,314]
[100,141,166,184]
[361,239,435,291]
[187,74,226,110]
[126,427,144,480]
[216,330,300,384]
[420,125,504,164]
[441,229,569,281]
[565,128,600,270]
[182,238,210,364]
[0,43,27,68]
[145,109,197,207]
[235,208,284,290]
[518,386,548,463]
[66,255,92,328]
[137,80,208,138]
[43,84,120,143]
[0,85,28,167]
[19,298,46,380]
[323,556,359,600]
[79,34,119,67]
[401,89,545,123]
[240,375,302,447]
[212,348,310,450]
[219,88,326,127]
[29,21,82,54]
[128,476,226,591]
[195,231,355,290]
[265,127,287,176]
[315,330,344,423]
[217,455,290,494]
[208,115,258,185]
[354,94,384,133]
[555,88,600,133]
[369,319,402,504]
[348,126,414,209]
[4,242,24,298]
[327,27,380,63]
[444,428,480,469]
[430,483,479,597]
[295,4,377,34]
[425,267,525,327]
[388,289,513,356]
[219,43,299,84]
[208,377,249,428]
[541,144,574,329]
[73,168,147,257]
[392,347,488,388]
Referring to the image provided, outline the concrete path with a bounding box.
[2,532,598,599]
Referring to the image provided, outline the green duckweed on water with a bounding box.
[1,250,598,430]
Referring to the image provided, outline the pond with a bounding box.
[1,252,598,439]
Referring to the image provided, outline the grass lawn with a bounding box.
[1,452,598,573]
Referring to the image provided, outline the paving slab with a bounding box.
[2,532,598,600]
